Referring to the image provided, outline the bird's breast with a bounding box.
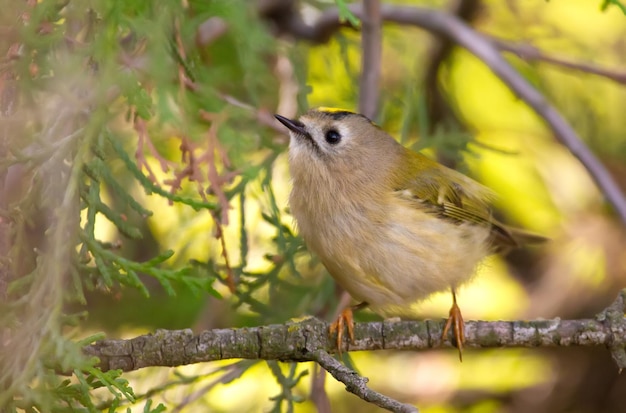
[290,190,491,313]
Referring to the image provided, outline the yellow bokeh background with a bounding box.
[90,0,626,411]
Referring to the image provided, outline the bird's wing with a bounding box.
[395,153,521,251]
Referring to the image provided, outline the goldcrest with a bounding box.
[275,108,544,356]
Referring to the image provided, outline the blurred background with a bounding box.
[1,0,626,412]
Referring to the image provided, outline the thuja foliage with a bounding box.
[0,0,336,411]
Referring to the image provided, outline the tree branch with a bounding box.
[84,291,626,412]
[84,291,626,373]
[358,0,382,119]
[491,37,626,85]
[423,0,482,135]
[310,349,418,413]
[263,3,626,225]
[376,5,626,224]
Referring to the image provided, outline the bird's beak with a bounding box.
[274,114,308,136]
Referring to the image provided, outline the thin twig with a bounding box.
[172,362,248,412]
[275,53,299,119]
[310,350,418,413]
[310,363,331,413]
[199,110,233,223]
[214,92,288,137]
[134,116,167,182]
[358,0,382,119]
[211,211,236,293]
[491,37,626,85]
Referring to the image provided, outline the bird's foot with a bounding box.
[329,307,355,352]
[442,291,465,362]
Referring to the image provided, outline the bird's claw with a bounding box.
[442,292,465,362]
[329,307,355,352]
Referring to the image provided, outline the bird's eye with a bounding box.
[325,129,341,145]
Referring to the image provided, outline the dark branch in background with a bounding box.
[310,363,332,413]
[391,6,626,224]
[358,0,382,119]
[423,0,482,134]
[85,291,626,373]
[490,38,626,85]
[307,5,383,402]
[311,350,418,413]
[258,0,341,43]
[261,2,626,225]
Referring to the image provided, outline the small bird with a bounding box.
[275,108,545,359]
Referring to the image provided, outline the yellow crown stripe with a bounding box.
[316,107,355,114]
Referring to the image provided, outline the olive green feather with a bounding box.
[396,152,547,253]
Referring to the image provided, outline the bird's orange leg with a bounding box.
[442,290,465,361]
[329,302,368,352]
